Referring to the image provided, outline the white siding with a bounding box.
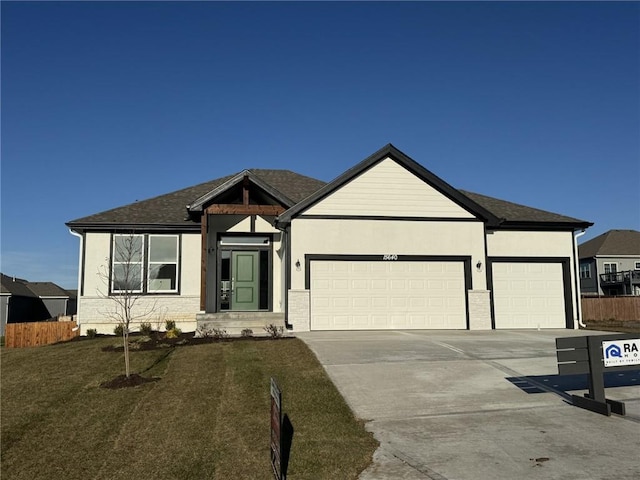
[304,158,475,218]
[78,232,203,334]
[290,219,487,290]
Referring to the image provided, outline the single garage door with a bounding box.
[492,262,567,329]
[310,260,467,330]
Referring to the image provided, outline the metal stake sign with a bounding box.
[270,377,283,480]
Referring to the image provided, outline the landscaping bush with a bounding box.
[165,319,176,331]
[86,328,97,338]
[139,322,153,335]
[241,328,253,338]
[212,328,229,340]
[114,324,124,336]
[264,324,284,338]
[165,327,182,339]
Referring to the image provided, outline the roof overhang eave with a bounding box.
[65,222,201,233]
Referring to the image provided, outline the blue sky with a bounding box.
[2,1,639,289]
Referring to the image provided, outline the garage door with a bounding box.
[492,262,567,329]
[310,260,467,330]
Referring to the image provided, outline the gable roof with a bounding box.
[276,144,502,226]
[66,145,592,232]
[66,169,326,231]
[578,229,640,258]
[276,144,591,229]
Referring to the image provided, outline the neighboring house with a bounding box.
[0,274,77,336]
[24,282,74,319]
[66,144,592,334]
[578,229,640,296]
[0,274,50,336]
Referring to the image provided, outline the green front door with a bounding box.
[231,251,259,310]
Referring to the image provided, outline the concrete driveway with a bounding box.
[298,330,640,480]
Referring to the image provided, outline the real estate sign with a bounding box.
[270,377,282,480]
[602,338,640,367]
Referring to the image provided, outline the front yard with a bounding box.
[1,336,377,479]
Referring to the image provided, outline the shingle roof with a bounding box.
[460,190,591,226]
[66,169,327,229]
[25,282,70,298]
[66,158,591,231]
[578,230,640,258]
[0,274,36,297]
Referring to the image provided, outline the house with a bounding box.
[578,229,640,296]
[24,282,75,319]
[1,274,49,336]
[66,144,592,335]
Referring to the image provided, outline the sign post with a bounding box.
[270,377,283,480]
[556,333,640,416]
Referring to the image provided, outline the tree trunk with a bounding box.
[122,327,131,378]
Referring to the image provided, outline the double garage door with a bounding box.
[310,260,468,330]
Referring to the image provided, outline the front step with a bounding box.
[195,312,286,336]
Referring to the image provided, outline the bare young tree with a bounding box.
[98,232,156,378]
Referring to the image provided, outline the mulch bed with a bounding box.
[100,331,293,352]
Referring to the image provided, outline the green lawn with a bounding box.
[1,337,377,480]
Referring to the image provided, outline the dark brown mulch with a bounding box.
[101,332,294,352]
[100,373,160,389]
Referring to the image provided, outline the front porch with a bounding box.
[195,312,286,336]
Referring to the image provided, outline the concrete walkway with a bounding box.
[298,330,640,480]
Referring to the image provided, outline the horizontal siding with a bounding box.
[304,158,474,218]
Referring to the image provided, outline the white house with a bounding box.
[66,144,592,334]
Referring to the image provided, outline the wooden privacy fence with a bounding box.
[581,297,640,322]
[4,321,79,348]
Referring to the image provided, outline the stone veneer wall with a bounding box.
[468,290,492,330]
[78,296,200,335]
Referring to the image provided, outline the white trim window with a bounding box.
[112,234,144,293]
[603,262,618,274]
[635,261,640,270]
[148,235,179,293]
[579,263,591,279]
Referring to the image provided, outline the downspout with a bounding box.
[573,229,587,328]
[274,219,290,329]
[69,229,83,332]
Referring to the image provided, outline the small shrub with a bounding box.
[139,322,153,335]
[114,324,124,336]
[86,328,97,338]
[212,328,229,340]
[241,328,253,338]
[264,324,284,338]
[196,323,213,338]
[165,327,182,339]
[165,320,176,331]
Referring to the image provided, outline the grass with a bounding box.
[1,337,377,480]
[582,319,640,334]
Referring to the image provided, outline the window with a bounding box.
[579,263,591,279]
[111,234,179,294]
[148,235,179,293]
[635,261,640,270]
[603,263,618,274]
[112,234,144,293]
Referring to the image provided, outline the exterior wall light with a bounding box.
[295,260,301,271]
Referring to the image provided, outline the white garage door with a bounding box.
[492,262,567,329]
[310,261,467,330]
